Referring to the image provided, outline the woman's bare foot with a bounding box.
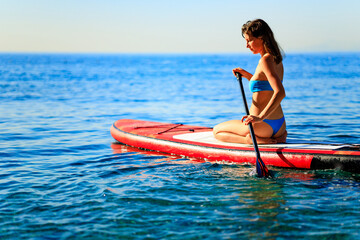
[257,136,277,144]
[246,134,277,144]
[249,131,287,145]
[273,131,287,143]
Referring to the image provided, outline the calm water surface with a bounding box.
[1,53,360,239]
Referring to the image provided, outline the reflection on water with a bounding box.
[111,143,206,164]
[1,53,360,239]
[112,141,360,238]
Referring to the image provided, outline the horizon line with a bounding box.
[1,50,360,55]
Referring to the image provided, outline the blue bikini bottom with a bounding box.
[263,116,285,137]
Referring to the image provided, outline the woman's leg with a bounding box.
[213,120,278,144]
[213,120,249,143]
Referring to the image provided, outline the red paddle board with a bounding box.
[110,119,360,173]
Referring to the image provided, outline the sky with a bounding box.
[1,0,360,53]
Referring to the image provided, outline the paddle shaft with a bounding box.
[235,73,261,160]
[236,73,271,178]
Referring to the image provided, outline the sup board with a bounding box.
[110,119,360,173]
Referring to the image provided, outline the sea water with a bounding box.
[1,53,360,239]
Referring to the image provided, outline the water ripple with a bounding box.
[1,53,360,239]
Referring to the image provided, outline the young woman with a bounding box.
[213,19,287,144]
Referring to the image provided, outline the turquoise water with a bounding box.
[1,53,360,239]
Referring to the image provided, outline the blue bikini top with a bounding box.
[249,80,274,92]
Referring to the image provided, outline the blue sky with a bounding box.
[1,0,360,53]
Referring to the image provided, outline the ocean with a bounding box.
[1,53,360,239]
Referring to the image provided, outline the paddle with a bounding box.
[235,72,271,178]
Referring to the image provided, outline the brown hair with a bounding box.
[242,19,284,64]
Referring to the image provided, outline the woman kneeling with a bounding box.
[213,19,287,145]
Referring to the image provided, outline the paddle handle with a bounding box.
[235,73,261,159]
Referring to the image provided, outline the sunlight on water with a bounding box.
[0,53,360,239]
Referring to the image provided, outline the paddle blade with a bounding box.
[256,157,270,178]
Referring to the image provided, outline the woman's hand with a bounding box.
[232,68,253,80]
[241,115,263,125]
[232,67,243,75]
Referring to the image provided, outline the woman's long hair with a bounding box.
[242,19,284,64]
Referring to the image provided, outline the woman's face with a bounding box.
[244,33,264,55]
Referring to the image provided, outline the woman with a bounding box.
[213,19,287,144]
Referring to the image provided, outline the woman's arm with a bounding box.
[232,68,253,80]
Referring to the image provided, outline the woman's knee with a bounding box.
[213,124,221,135]
[245,134,253,144]
[213,122,230,135]
[213,131,226,141]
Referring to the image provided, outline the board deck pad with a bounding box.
[173,131,352,150]
[111,119,360,173]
